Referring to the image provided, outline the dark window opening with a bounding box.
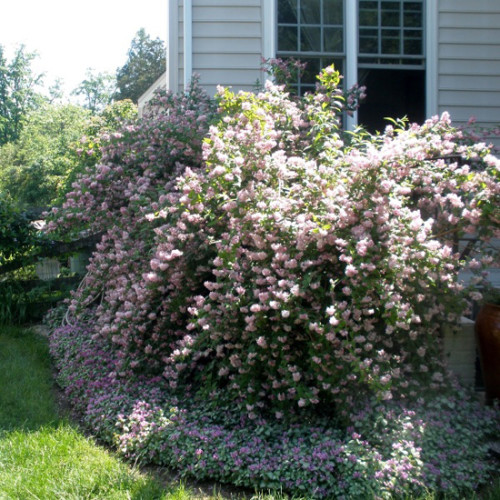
[357,68,425,133]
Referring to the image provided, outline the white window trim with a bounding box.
[345,0,358,129]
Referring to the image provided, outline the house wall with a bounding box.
[170,0,267,96]
[438,0,500,144]
[168,1,500,145]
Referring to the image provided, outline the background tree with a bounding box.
[115,28,166,103]
[0,103,90,211]
[0,98,137,214]
[0,44,44,146]
[72,68,117,112]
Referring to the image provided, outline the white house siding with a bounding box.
[438,0,500,146]
[171,0,265,96]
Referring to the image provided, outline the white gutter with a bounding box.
[345,0,358,130]
[183,0,193,90]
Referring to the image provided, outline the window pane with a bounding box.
[359,9,378,27]
[381,1,400,11]
[278,26,298,51]
[278,0,298,24]
[324,27,343,52]
[323,0,343,25]
[301,58,322,83]
[300,0,321,24]
[381,29,400,54]
[404,12,421,27]
[404,2,423,31]
[359,28,378,53]
[301,27,321,51]
[381,10,400,27]
[360,1,378,10]
[404,34,422,55]
[405,2,423,14]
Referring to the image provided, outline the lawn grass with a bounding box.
[0,325,56,430]
[0,325,189,499]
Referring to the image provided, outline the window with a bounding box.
[276,0,426,131]
[358,0,424,66]
[277,0,345,94]
[358,0,425,132]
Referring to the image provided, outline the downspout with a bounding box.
[262,0,277,81]
[425,0,438,118]
[166,0,179,91]
[183,0,193,90]
[345,0,358,130]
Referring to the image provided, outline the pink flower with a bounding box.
[256,337,267,348]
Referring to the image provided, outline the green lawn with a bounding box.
[0,326,190,499]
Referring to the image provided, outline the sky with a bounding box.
[0,0,167,98]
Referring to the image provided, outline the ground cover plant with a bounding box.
[46,67,500,498]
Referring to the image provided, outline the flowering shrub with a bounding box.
[49,321,499,498]
[46,67,500,419]
[46,65,500,496]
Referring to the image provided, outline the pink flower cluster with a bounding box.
[47,69,499,416]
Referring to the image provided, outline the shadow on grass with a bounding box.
[0,325,187,499]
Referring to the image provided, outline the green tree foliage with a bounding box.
[0,192,40,266]
[0,103,90,211]
[0,44,44,146]
[0,98,137,213]
[72,68,117,113]
[115,29,166,103]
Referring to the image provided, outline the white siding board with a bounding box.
[439,28,500,45]
[440,12,500,29]
[194,0,260,5]
[193,22,262,38]
[196,69,262,85]
[439,44,500,61]
[439,59,500,76]
[440,75,500,92]
[439,0,500,14]
[193,38,262,53]
[193,53,261,69]
[193,6,261,22]
[439,90,500,108]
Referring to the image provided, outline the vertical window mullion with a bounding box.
[298,0,301,53]
[399,1,404,56]
[378,0,382,58]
